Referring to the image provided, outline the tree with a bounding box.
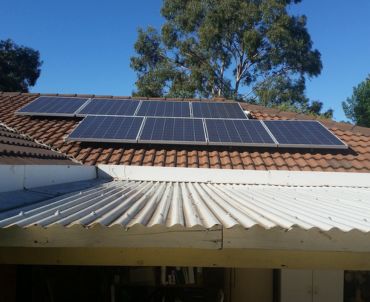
[131,0,322,111]
[342,76,370,127]
[0,39,42,92]
[306,100,333,119]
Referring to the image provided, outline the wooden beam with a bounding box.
[0,225,222,249]
[225,226,370,252]
[1,247,370,270]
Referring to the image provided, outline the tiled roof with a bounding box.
[0,121,76,165]
[1,92,370,172]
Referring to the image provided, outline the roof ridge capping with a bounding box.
[97,165,370,188]
[0,122,80,164]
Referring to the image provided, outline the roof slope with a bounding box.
[0,122,76,165]
[1,179,370,232]
[1,92,370,172]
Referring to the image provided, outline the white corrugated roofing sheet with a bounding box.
[1,180,370,232]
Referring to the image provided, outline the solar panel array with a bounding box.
[17,97,247,119]
[68,116,144,143]
[77,99,140,116]
[263,120,346,148]
[206,119,275,146]
[140,118,206,144]
[17,96,88,117]
[192,102,246,119]
[137,101,191,117]
[16,96,347,149]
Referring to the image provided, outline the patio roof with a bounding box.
[1,166,370,253]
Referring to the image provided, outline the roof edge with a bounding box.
[0,122,81,164]
[97,165,370,187]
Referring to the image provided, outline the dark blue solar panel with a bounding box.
[263,120,347,149]
[17,97,87,116]
[137,101,190,117]
[206,119,276,146]
[68,116,143,142]
[139,118,206,144]
[192,102,247,119]
[78,98,140,116]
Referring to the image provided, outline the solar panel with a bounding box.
[77,98,140,116]
[17,96,88,116]
[137,101,191,117]
[205,119,276,146]
[139,118,206,144]
[67,116,144,143]
[192,102,247,119]
[263,120,347,149]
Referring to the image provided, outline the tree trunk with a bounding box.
[218,62,226,97]
[234,79,240,99]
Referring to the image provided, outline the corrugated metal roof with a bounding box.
[1,180,370,233]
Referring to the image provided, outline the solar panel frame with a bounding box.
[138,117,207,145]
[191,101,248,119]
[16,96,88,117]
[136,100,191,118]
[67,115,144,143]
[205,119,277,147]
[76,98,141,117]
[262,120,348,149]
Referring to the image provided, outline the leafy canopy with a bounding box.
[130,0,329,116]
[342,76,370,127]
[0,39,42,92]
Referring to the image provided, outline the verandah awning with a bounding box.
[1,175,370,253]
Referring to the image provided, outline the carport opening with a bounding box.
[14,265,226,302]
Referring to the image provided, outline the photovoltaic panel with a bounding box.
[139,118,206,144]
[137,101,191,117]
[17,96,88,116]
[205,119,276,146]
[67,116,143,143]
[192,102,247,119]
[263,120,347,149]
[77,98,140,116]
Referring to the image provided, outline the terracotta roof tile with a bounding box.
[209,151,221,169]
[142,149,156,166]
[198,150,210,168]
[153,149,166,166]
[176,150,187,167]
[119,148,135,165]
[165,149,177,167]
[97,147,114,164]
[107,148,124,165]
[0,124,76,165]
[188,150,199,168]
[1,93,370,172]
[219,151,233,169]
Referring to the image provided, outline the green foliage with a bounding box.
[342,75,370,127]
[131,0,329,116]
[0,39,42,92]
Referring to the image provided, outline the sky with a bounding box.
[1,0,369,121]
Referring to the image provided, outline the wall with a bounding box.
[0,165,96,192]
[225,268,273,302]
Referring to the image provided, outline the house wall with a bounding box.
[0,165,97,193]
[225,268,274,302]
[0,265,16,302]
